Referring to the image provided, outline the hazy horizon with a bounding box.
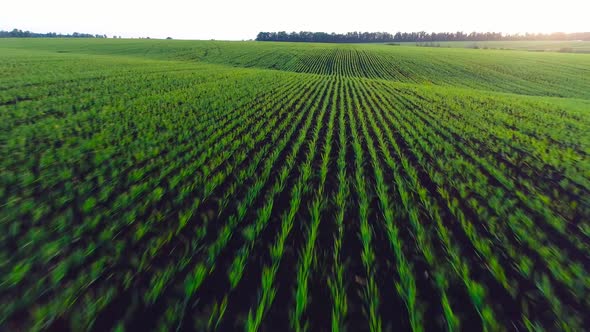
[2,0,589,40]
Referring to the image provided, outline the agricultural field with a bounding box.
[398,40,590,53]
[1,39,589,331]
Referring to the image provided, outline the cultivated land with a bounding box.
[398,40,590,53]
[1,39,590,331]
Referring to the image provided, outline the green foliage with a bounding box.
[1,39,588,332]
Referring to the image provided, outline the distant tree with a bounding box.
[166,37,173,40]
[255,31,590,43]
[0,28,108,38]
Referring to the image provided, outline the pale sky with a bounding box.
[1,0,588,40]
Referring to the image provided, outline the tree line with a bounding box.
[256,31,590,43]
[0,29,108,38]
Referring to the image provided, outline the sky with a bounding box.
[1,0,588,40]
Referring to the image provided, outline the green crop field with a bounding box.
[398,40,590,53]
[1,39,589,331]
